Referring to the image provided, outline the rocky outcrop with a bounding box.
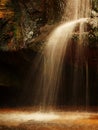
[0,0,98,51]
[0,0,63,51]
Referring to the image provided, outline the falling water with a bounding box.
[36,0,91,109]
[62,0,91,21]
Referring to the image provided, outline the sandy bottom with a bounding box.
[0,108,98,130]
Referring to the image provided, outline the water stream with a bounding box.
[35,0,91,109]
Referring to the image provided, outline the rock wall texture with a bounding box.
[0,0,97,51]
[0,0,64,51]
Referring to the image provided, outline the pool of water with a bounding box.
[0,108,98,130]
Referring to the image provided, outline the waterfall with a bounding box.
[62,0,91,21]
[35,0,91,109]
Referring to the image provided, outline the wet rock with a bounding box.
[91,10,98,17]
[0,0,63,51]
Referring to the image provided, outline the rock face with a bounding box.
[0,0,98,51]
[0,0,45,50]
[0,49,40,106]
[0,0,64,51]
